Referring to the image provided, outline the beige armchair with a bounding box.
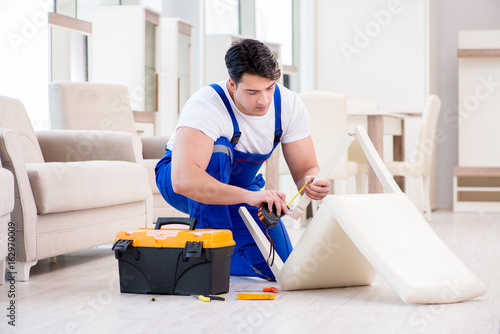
[0,96,152,281]
[48,81,185,221]
[0,158,14,285]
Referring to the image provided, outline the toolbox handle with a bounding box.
[155,217,198,231]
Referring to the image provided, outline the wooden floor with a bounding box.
[1,210,499,334]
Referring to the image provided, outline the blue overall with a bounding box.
[155,83,293,280]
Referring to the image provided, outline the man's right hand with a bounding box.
[247,190,290,216]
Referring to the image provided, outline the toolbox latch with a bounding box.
[112,239,133,252]
[183,241,203,260]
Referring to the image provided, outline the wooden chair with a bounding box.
[384,95,442,221]
[299,91,367,195]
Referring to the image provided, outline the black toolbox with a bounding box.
[112,217,235,295]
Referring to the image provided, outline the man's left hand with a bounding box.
[303,176,330,200]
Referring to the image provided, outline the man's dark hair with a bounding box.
[225,38,281,85]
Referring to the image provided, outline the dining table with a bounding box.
[265,111,410,194]
[347,111,408,193]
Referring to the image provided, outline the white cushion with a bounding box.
[279,202,377,290]
[323,193,487,304]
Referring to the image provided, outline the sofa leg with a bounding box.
[48,256,57,263]
[0,258,5,285]
[13,261,37,282]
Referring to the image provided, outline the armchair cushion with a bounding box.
[141,136,168,160]
[36,130,143,163]
[26,161,150,214]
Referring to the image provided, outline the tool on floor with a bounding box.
[192,295,226,302]
[151,296,156,302]
[237,293,275,300]
[236,287,279,293]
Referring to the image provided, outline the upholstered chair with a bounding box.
[384,95,442,221]
[0,96,152,281]
[49,81,185,221]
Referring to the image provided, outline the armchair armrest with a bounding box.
[140,136,169,159]
[36,130,143,163]
[0,128,38,263]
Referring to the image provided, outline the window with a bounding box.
[205,0,239,35]
[49,12,91,82]
[255,0,293,65]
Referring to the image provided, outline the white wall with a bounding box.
[0,1,52,130]
[78,6,147,111]
[314,0,433,113]
[436,0,500,208]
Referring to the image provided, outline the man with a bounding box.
[156,38,330,280]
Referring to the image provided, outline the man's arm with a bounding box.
[171,127,290,215]
[281,135,330,200]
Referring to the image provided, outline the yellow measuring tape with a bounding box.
[287,181,310,207]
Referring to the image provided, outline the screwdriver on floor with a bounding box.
[192,295,226,302]
[236,287,279,293]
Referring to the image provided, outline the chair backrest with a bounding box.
[0,96,44,163]
[298,91,348,177]
[346,100,379,115]
[49,81,137,134]
[416,95,441,174]
[346,100,380,164]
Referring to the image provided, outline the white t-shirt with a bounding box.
[166,80,310,154]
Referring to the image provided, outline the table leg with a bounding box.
[367,115,383,193]
[393,119,405,192]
